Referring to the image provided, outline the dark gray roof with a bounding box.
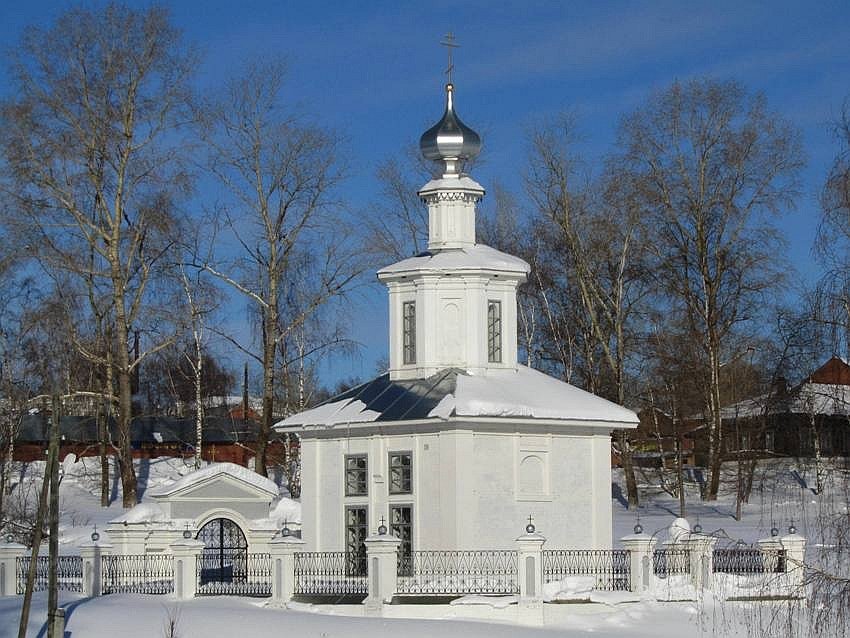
[14,415,267,445]
[315,369,460,422]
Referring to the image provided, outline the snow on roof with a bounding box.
[275,365,638,429]
[148,462,279,498]
[378,244,530,277]
[110,502,170,524]
[448,366,638,423]
[251,497,302,530]
[718,381,850,421]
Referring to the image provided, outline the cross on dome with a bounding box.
[440,32,459,85]
[420,37,481,177]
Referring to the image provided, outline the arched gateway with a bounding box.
[107,463,299,598]
[197,517,249,586]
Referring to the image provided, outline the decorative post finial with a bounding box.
[525,514,535,534]
[378,517,387,535]
[440,32,460,85]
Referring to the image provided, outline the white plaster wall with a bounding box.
[301,427,614,553]
[386,274,523,380]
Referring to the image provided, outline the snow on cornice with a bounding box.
[377,244,530,278]
[148,462,278,498]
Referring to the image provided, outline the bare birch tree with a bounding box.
[816,101,850,358]
[197,60,362,477]
[615,79,803,500]
[0,5,195,506]
[525,116,650,507]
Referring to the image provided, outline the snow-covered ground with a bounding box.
[0,454,843,637]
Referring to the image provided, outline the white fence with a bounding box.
[0,524,807,610]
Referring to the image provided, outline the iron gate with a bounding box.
[195,517,271,596]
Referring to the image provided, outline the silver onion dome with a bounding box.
[420,83,481,175]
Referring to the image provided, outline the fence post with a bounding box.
[757,536,783,573]
[269,535,305,606]
[170,537,205,600]
[363,532,401,616]
[0,538,27,596]
[516,530,545,608]
[779,531,806,594]
[681,533,717,592]
[620,532,656,594]
[79,536,111,597]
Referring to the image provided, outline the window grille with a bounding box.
[345,506,368,577]
[403,301,416,364]
[487,300,502,363]
[765,431,775,451]
[390,505,414,576]
[345,454,368,496]
[389,452,412,494]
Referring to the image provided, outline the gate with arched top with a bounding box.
[195,517,271,596]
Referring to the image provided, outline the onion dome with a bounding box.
[420,83,481,176]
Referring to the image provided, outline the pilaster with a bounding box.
[779,533,806,593]
[269,536,305,606]
[620,533,656,593]
[170,537,205,600]
[0,540,27,596]
[79,539,112,597]
[516,531,546,606]
[680,533,717,591]
[363,533,402,615]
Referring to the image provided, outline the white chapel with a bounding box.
[274,82,638,561]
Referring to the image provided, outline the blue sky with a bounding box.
[2,1,849,388]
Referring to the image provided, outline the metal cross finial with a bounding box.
[440,32,460,84]
[527,514,534,526]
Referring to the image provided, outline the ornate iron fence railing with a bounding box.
[712,548,786,574]
[395,550,519,595]
[542,549,631,591]
[16,555,83,594]
[653,548,691,577]
[196,552,272,597]
[102,554,174,594]
[293,551,368,596]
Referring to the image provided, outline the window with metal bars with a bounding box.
[345,454,368,496]
[345,506,368,577]
[388,452,412,494]
[403,301,416,364]
[487,300,502,363]
[390,505,413,576]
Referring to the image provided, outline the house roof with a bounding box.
[719,382,850,420]
[274,365,638,430]
[14,415,271,445]
[713,357,850,422]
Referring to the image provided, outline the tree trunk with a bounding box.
[117,362,137,507]
[98,402,109,508]
[47,394,60,638]
[617,430,639,508]
[676,432,686,517]
[17,427,55,638]
[705,336,724,501]
[812,413,824,495]
[194,336,203,470]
